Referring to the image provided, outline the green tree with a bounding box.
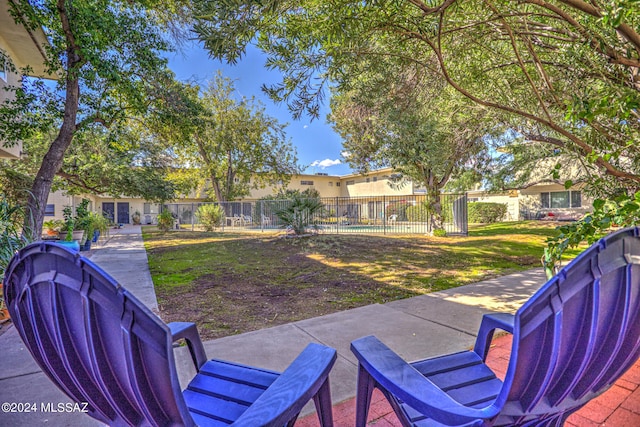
[174,74,299,202]
[4,123,176,204]
[329,63,491,231]
[192,0,640,194]
[0,0,190,236]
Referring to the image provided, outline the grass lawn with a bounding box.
[143,221,583,340]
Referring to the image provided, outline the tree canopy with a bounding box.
[193,0,640,196]
[329,55,492,229]
[170,74,300,202]
[0,0,191,235]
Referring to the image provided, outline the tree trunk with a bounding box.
[210,175,225,203]
[427,186,443,233]
[25,68,80,239]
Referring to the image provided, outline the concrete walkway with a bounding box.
[0,226,547,426]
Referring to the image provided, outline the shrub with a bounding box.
[196,204,225,231]
[468,202,507,223]
[157,209,175,232]
[276,196,323,235]
[433,228,447,237]
[0,196,31,281]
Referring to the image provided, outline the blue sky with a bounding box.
[167,41,353,176]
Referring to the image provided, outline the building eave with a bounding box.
[0,0,55,79]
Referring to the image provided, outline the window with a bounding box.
[541,193,549,208]
[571,191,582,208]
[144,203,160,214]
[541,191,582,208]
[373,177,378,182]
[44,204,55,216]
[300,180,314,186]
[336,182,341,187]
[346,180,355,186]
[366,178,370,183]
[328,182,333,187]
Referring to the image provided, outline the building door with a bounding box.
[117,202,130,224]
[102,203,114,223]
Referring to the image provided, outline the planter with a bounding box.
[53,240,80,251]
[80,239,92,251]
[0,307,9,323]
[59,230,84,241]
[92,230,100,243]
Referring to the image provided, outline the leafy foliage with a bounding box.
[195,204,225,231]
[275,195,324,235]
[468,203,508,224]
[192,0,640,258]
[0,196,32,281]
[170,74,300,202]
[0,0,190,236]
[544,191,640,277]
[406,205,428,223]
[157,209,175,232]
[193,0,640,195]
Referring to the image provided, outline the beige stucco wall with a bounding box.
[519,183,592,217]
[249,174,343,199]
[340,169,411,197]
[43,192,99,221]
[469,182,593,220]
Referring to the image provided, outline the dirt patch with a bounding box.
[154,238,402,338]
[145,229,551,340]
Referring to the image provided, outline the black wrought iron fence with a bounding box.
[162,193,468,236]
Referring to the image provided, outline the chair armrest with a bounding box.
[169,322,207,371]
[351,336,499,425]
[473,313,515,361]
[231,343,337,426]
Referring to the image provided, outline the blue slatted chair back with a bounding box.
[496,226,640,424]
[3,242,194,425]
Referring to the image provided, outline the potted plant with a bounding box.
[0,288,9,324]
[42,219,63,238]
[58,205,84,242]
[79,212,110,250]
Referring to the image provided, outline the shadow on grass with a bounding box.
[143,222,562,340]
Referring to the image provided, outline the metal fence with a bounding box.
[161,193,468,236]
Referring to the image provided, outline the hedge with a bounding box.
[468,202,507,223]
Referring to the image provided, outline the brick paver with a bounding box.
[298,334,640,426]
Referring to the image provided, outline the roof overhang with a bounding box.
[0,0,54,78]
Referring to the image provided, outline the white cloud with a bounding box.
[303,125,309,129]
[310,158,342,169]
[341,151,351,159]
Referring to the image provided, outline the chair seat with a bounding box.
[395,351,502,426]
[184,359,281,426]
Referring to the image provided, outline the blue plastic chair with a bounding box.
[351,227,640,426]
[3,242,337,426]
